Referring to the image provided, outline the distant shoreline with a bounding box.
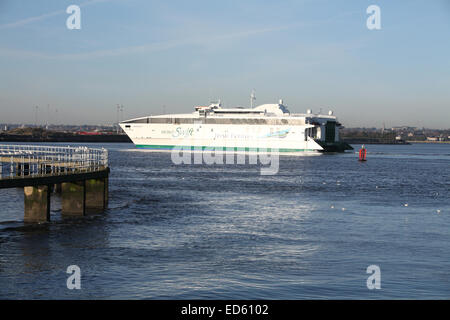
[0,134,131,143]
[406,140,450,144]
[1,135,448,145]
[342,139,410,145]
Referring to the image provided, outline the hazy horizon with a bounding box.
[1,0,449,129]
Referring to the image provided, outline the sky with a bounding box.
[0,0,449,128]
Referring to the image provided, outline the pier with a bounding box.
[0,144,109,223]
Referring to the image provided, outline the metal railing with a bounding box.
[0,144,108,179]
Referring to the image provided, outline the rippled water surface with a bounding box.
[0,143,449,299]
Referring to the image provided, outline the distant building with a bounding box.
[427,137,439,141]
[391,126,416,131]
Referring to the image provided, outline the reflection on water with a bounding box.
[0,142,449,299]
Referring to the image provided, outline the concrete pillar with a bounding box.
[85,178,105,212]
[62,181,86,216]
[24,185,50,223]
[53,183,62,193]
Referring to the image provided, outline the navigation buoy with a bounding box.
[359,145,367,161]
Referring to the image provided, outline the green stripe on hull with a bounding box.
[135,144,316,152]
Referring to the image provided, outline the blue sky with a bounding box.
[0,0,449,128]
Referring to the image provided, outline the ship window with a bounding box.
[325,121,336,142]
[130,117,307,125]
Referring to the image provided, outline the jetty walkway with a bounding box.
[0,144,109,222]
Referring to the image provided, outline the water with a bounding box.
[0,143,449,299]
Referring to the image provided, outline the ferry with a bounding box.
[119,99,353,153]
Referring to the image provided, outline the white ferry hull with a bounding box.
[120,123,324,153]
[120,100,353,153]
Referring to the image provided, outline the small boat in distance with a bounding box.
[120,99,353,153]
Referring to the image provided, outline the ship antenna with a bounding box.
[250,89,256,108]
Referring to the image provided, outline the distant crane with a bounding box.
[116,104,125,133]
[250,89,256,108]
[46,104,50,129]
[34,106,39,127]
[116,104,120,133]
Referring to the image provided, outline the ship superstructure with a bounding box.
[120,100,352,153]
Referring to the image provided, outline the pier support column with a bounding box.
[24,185,50,223]
[53,183,62,193]
[62,181,86,216]
[85,178,106,212]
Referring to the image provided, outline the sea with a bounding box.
[0,142,449,299]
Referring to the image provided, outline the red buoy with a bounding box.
[359,145,367,161]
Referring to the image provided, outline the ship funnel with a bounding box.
[307,109,312,114]
[279,99,283,105]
